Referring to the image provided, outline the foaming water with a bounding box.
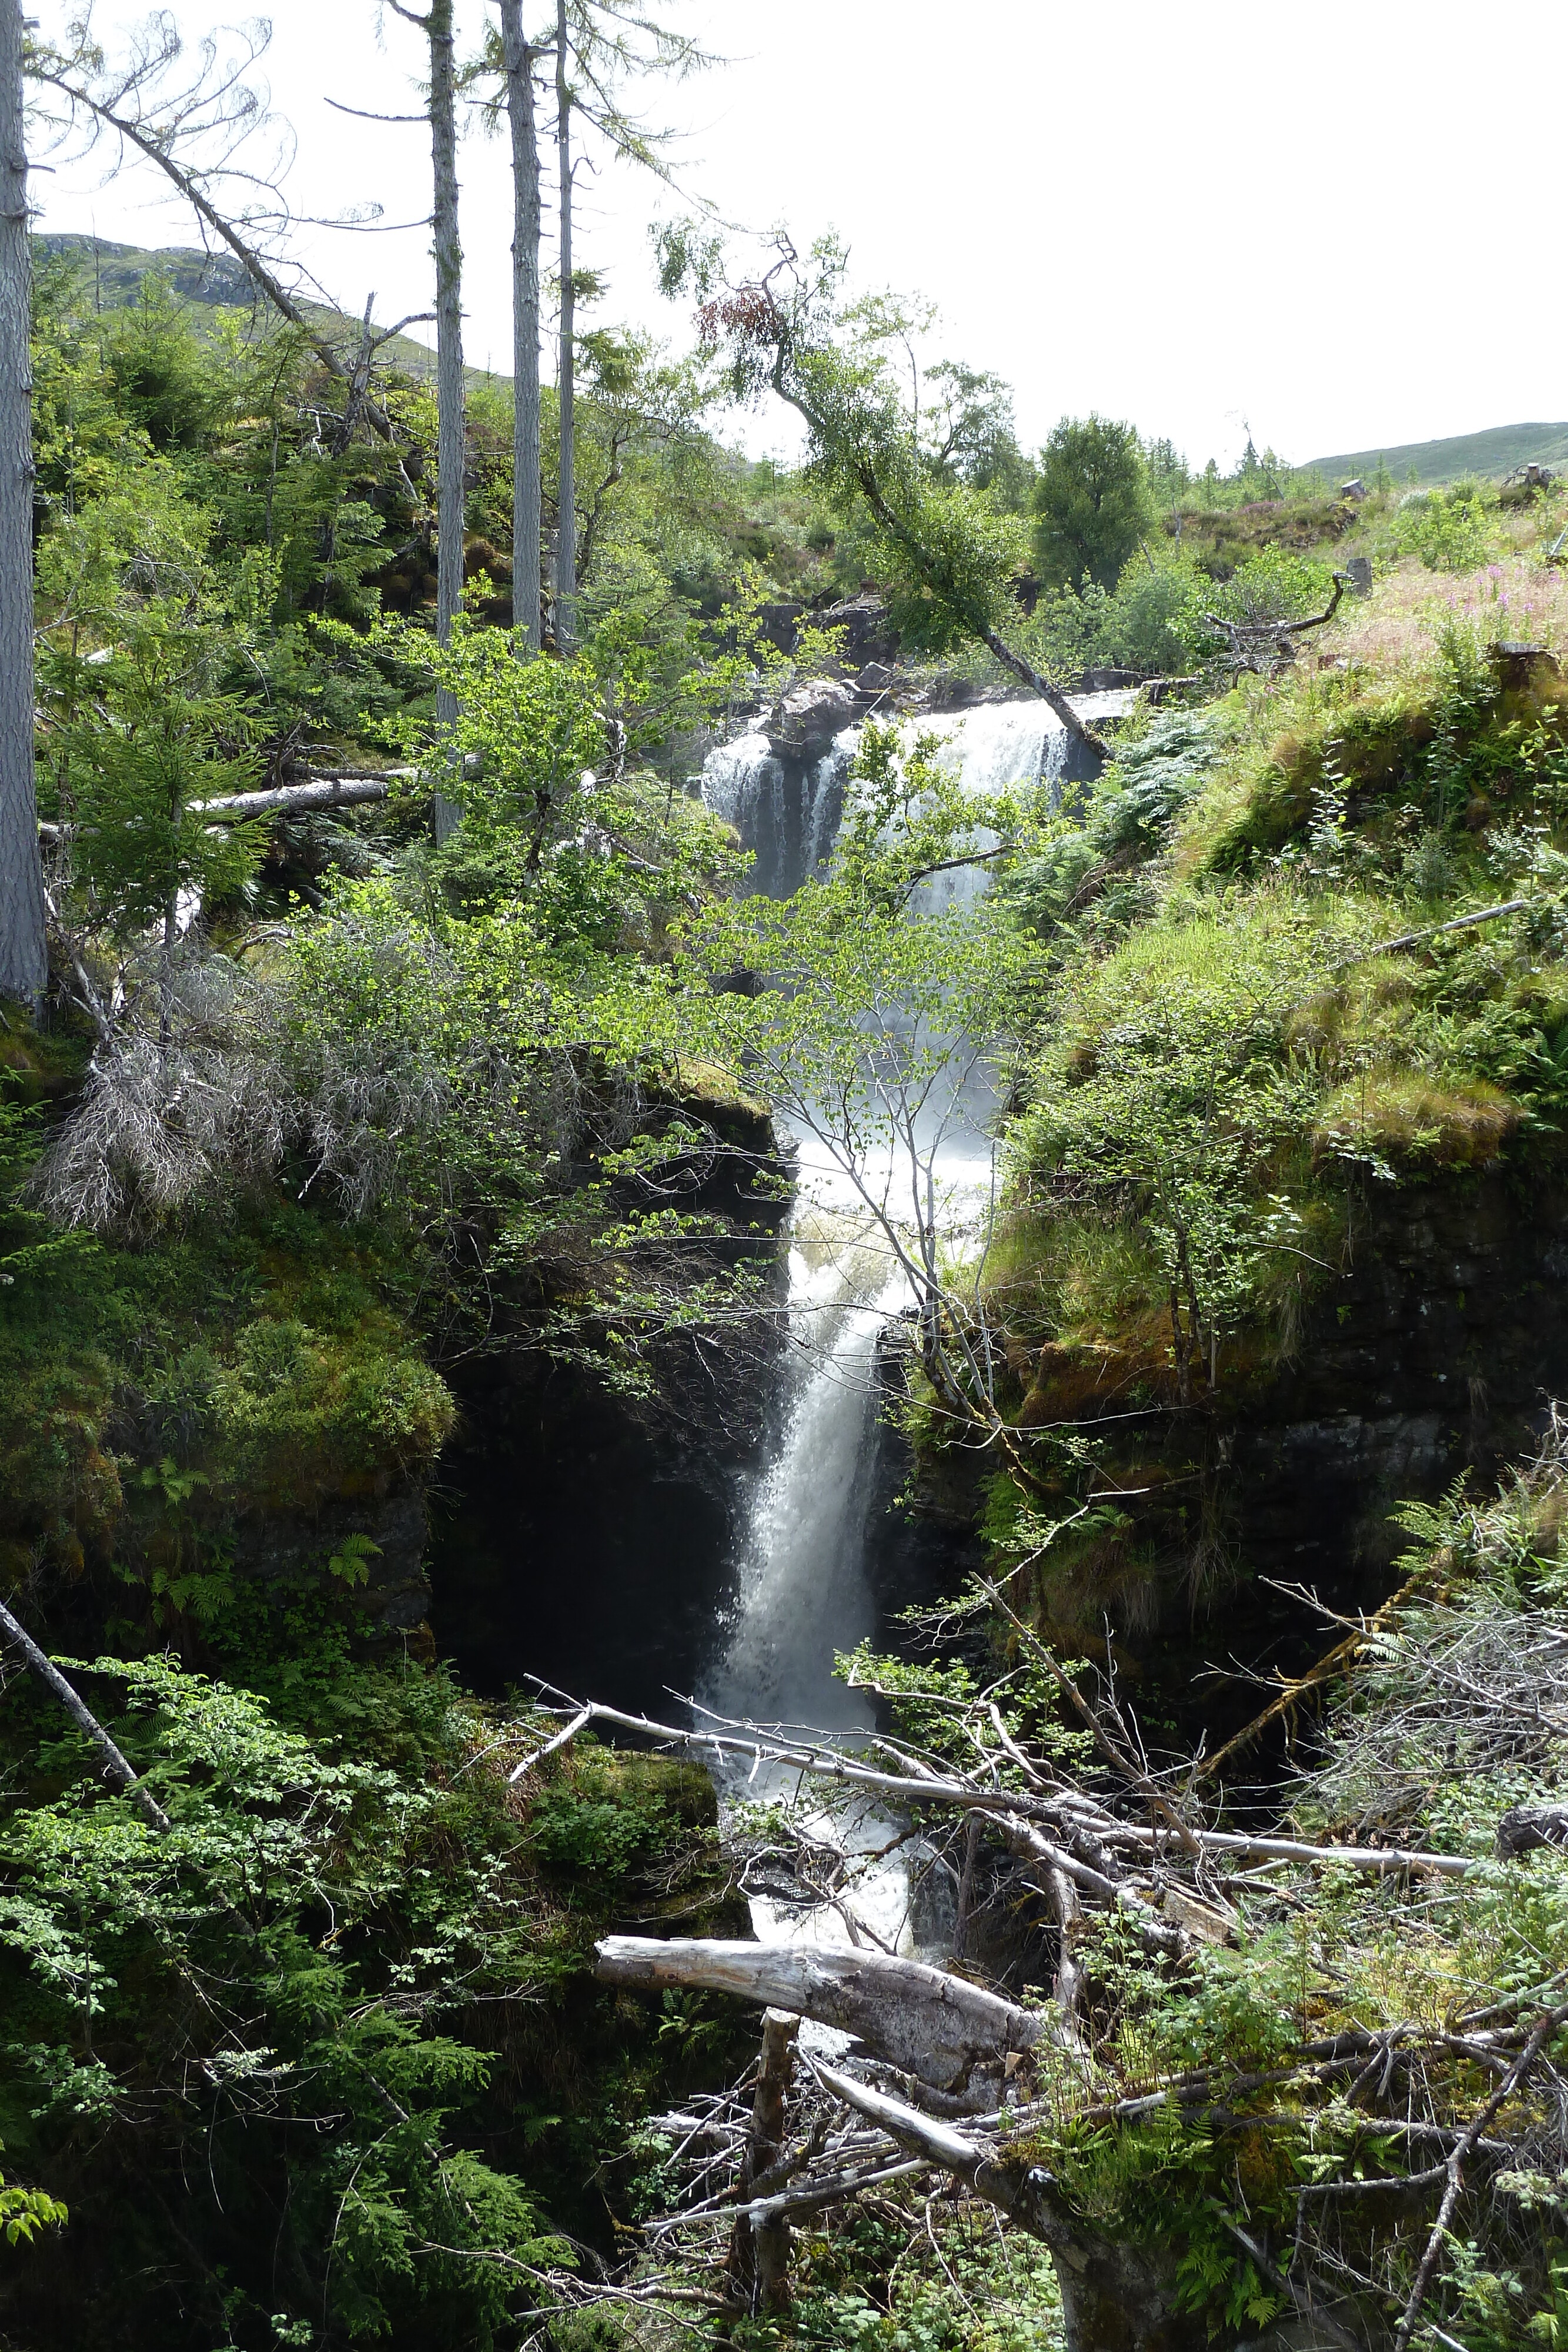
[701,1210,911,1739]
[700,691,1136,900]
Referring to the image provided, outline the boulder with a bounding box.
[766,676,861,759]
[755,599,805,656]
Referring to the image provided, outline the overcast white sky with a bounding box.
[31,1,1568,472]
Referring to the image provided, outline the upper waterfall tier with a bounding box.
[701,688,1134,896]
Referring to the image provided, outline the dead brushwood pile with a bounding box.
[500,1416,1568,2350]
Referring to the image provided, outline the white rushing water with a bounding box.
[698,697,1106,1952]
[697,689,1136,1952]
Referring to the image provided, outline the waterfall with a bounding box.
[697,689,1132,1952]
[701,1211,910,1740]
[702,699,1067,1745]
[700,694,1080,898]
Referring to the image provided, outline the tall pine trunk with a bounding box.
[429,0,465,838]
[500,0,541,651]
[553,0,576,651]
[0,0,45,1001]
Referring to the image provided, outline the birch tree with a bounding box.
[0,0,45,1001]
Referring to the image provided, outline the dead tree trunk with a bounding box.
[553,0,577,650]
[0,0,45,1003]
[0,1601,170,1835]
[594,1936,1047,2092]
[727,2008,798,2314]
[429,0,466,844]
[500,0,543,650]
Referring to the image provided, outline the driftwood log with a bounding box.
[595,1935,1046,2091]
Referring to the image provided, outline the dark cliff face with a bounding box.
[424,1090,791,1711]
[1223,1171,1568,1598]
[865,1168,1568,1745]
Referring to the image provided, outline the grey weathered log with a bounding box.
[190,777,399,820]
[1369,898,1531,959]
[500,0,543,650]
[0,0,46,1001]
[0,1600,170,1835]
[594,1936,1045,2091]
[815,2063,1190,2352]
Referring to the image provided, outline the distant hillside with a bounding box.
[1305,420,1568,487]
[32,231,447,382]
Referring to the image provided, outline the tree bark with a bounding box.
[727,2008,798,2313]
[0,0,45,1002]
[594,1935,1046,2092]
[553,0,577,650]
[429,0,465,844]
[501,0,543,651]
[0,1600,170,1835]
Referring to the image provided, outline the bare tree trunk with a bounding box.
[0,0,45,1003]
[500,0,542,651]
[0,1599,170,1835]
[553,0,576,650]
[727,2008,798,2313]
[429,0,465,842]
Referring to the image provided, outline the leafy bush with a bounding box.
[1397,480,1497,572]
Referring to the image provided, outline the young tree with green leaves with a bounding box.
[684,719,1037,1429]
[1032,412,1154,592]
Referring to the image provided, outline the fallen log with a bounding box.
[594,1936,1046,2092]
[189,774,407,820]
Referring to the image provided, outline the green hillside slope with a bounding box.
[33,230,446,380]
[1306,418,1568,486]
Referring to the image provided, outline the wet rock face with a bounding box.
[868,1171,1568,1745]
[425,1095,792,1711]
[228,1484,434,1633]
[811,592,901,670]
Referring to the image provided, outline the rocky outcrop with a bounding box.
[765,676,861,759]
[882,1167,1568,1742]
